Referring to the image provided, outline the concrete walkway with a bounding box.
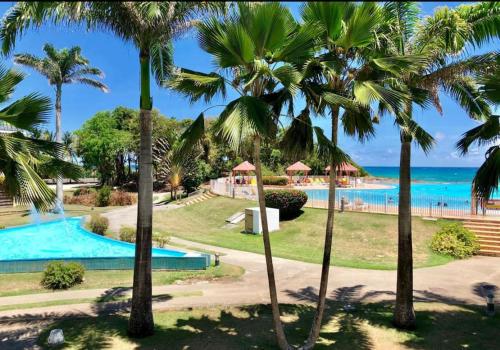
[1,205,499,348]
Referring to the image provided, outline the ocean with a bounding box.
[363,167,478,183]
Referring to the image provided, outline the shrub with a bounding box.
[264,189,308,219]
[263,176,288,186]
[73,187,96,196]
[96,186,112,207]
[430,223,480,259]
[119,226,136,243]
[41,261,85,290]
[153,231,170,248]
[64,192,97,206]
[109,191,136,206]
[88,214,109,235]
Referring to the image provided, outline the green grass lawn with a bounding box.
[37,301,500,349]
[0,263,243,297]
[154,196,453,270]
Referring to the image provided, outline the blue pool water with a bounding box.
[0,217,186,261]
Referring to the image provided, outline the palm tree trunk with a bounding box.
[254,135,291,350]
[302,106,339,349]
[128,50,154,337]
[393,133,416,329]
[55,85,63,207]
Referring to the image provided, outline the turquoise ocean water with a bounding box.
[364,166,477,183]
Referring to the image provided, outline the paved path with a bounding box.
[1,204,499,348]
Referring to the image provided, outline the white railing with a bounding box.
[210,176,500,218]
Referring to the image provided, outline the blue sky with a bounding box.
[0,2,496,167]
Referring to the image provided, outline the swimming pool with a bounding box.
[304,182,476,211]
[0,217,209,273]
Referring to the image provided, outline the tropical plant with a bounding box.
[0,64,81,210]
[3,2,225,336]
[430,223,479,258]
[286,3,415,345]
[376,1,499,329]
[168,3,321,348]
[14,43,108,205]
[264,189,308,219]
[457,63,500,202]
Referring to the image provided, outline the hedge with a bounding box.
[264,189,308,219]
[262,176,288,186]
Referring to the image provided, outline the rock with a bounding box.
[47,329,64,346]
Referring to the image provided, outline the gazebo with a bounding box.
[286,161,311,184]
[325,163,358,187]
[325,162,358,176]
[232,161,256,185]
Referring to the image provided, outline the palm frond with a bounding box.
[72,77,109,92]
[0,93,51,130]
[150,41,173,85]
[473,145,500,200]
[174,112,206,163]
[280,108,314,160]
[167,68,226,103]
[313,126,352,165]
[213,96,274,151]
[456,115,499,154]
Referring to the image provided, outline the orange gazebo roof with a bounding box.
[325,163,358,172]
[232,161,256,172]
[286,161,311,172]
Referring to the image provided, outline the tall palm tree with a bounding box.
[377,1,499,329]
[14,44,108,205]
[0,64,81,210]
[287,3,413,346]
[0,1,223,337]
[168,3,320,348]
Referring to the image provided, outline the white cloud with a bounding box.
[434,131,446,141]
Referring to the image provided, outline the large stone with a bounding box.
[47,329,64,346]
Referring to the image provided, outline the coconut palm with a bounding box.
[286,3,417,346]
[14,44,108,205]
[457,64,500,202]
[0,64,81,210]
[168,3,321,348]
[376,1,499,329]
[0,1,224,337]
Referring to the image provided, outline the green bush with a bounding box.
[88,213,109,235]
[153,231,170,248]
[73,187,96,196]
[41,261,85,290]
[96,186,112,207]
[430,223,480,259]
[262,176,288,186]
[119,226,136,243]
[264,189,308,219]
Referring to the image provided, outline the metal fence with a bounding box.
[210,177,500,218]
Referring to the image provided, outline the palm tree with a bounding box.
[286,3,413,346]
[0,1,224,337]
[168,3,320,348]
[376,1,499,329]
[457,65,500,202]
[14,43,108,206]
[0,64,81,210]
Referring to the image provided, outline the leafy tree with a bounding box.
[1,2,223,335]
[288,3,411,345]
[75,111,131,185]
[14,43,107,205]
[0,64,81,210]
[168,3,319,348]
[376,1,499,328]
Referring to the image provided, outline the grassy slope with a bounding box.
[154,196,452,269]
[37,302,500,349]
[0,263,243,297]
